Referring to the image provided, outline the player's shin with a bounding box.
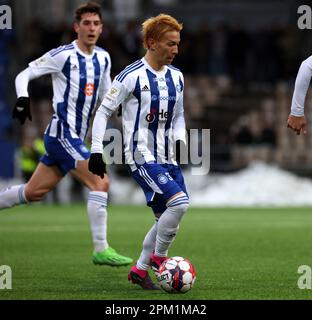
[87,191,108,252]
[136,221,158,270]
[0,184,28,210]
[154,194,189,257]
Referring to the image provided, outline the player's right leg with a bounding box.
[128,219,160,290]
[0,163,63,210]
[71,157,133,267]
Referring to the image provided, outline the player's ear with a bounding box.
[148,38,157,51]
[73,22,79,34]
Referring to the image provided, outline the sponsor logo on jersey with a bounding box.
[158,85,168,91]
[153,77,170,83]
[151,95,177,101]
[145,108,168,123]
[141,85,150,91]
[85,83,94,96]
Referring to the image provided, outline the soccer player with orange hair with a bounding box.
[89,14,189,289]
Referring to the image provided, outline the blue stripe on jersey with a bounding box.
[179,76,184,91]
[164,69,176,160]
[115,60,140,81]
[116,61,144,82]
[132,77,142,165]
[168,65,181,72]
[116,60,141,82]
[50,44,74,57]
[85,53,101,140]
[104,57,108,72]
[146,69,159,160]
[55,56,71,138]
[75,53,87,136]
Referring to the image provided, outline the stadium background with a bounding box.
[1,0,312,206]
[2,0,312,301]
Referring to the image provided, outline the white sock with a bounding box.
[154,194,189,257]
[87,191,109,252]
[0,184,27,210]
[137,221,158,271]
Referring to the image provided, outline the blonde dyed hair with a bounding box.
[142,14,183,49]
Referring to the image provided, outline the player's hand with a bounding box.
[12,97,32,125]
[287,115,307,135]
[88,153,107,178]
[174,140,187,164]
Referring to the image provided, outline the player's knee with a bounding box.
[175,201,189,214]
[24,186,47,202]
[91,176,110,192]
[167,193,189,214]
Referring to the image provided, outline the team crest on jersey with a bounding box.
[85,83,94,96]
[157,173,168,185]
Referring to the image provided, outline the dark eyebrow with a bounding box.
[168,40,180,45]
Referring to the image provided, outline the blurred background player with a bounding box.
[287,55,311,136]
[89,14,189,289]
[0,1,132,267]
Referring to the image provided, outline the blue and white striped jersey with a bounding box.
[92,57,186,171]
[28,40,111,141]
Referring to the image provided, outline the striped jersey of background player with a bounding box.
[0,1,132,267]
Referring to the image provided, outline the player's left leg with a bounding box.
[147,164,189,278]
[71,160,133,266]
[151,191,189,278]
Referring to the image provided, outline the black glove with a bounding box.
[175,140,187,164]
[88,153,106,178]
[12,97,32,125]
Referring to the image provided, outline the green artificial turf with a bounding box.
[1,204,312,300]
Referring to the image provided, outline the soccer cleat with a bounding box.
[128,266,160,290]
[150,252,167,280]
[92,247,133,266]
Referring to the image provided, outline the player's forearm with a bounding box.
[91,106,113,154]
[291,59,312,117]
[173,113,186,143]
[15,67,37,98]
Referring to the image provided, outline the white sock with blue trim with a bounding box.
[87,191,109,252]
[154,193,189,257]
[0,184,27,210]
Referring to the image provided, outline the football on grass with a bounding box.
[158,256,196,293]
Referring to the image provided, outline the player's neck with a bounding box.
[76,40,95,55]
[144,52,164,72]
